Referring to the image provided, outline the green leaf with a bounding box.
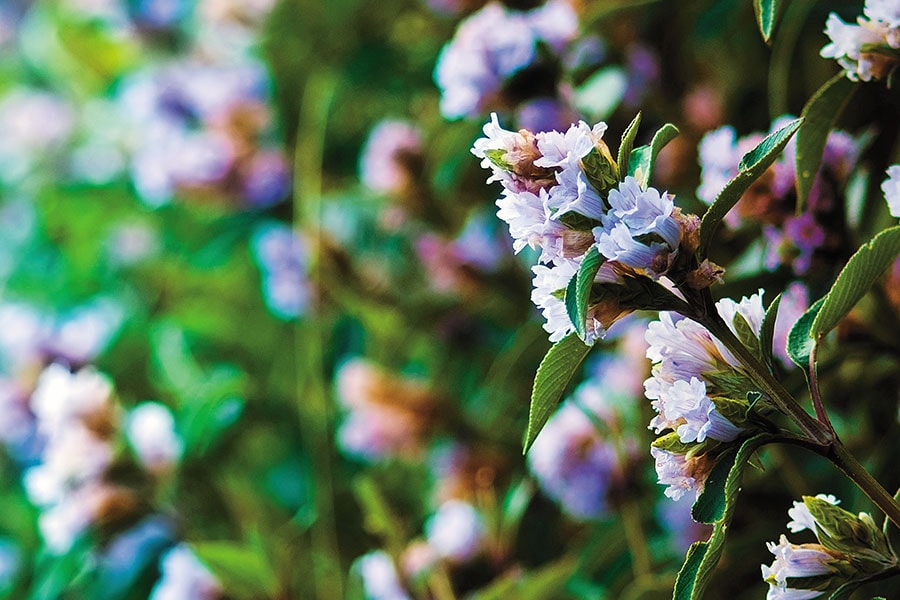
[564,247,603,340]
[732,312,762,361]
[628,123,679,187]
[699,118,802,257]
[787,297,825,369]
[574,66,628,121]
[795,73,858,214]
[524,333,593,453]
[759,292,782,372]
[191,541,278,600]
[811,226,900,339]
[828,581,861,600]
[618,112,642,182]
[674,434,774,600]
[753,0,778,42]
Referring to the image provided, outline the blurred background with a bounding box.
[0,0,898,598]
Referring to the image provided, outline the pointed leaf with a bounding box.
[732,313,762,361]
[827,581,861,600]
[760,292,782,371]
[787,297,825,369]
[699,118,802,257]
[191,541,278,600]
[795,73,858,213]
[811,226,900,339]
[524,333,592,452]
[565,247,603,339]
[628,123,679,187]
[673,434,774,600]
[753,0,778,42]
[617,112,642,182]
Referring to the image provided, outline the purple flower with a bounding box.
[251,222,310,320]
[434,1,578,119]
[359,119,423,195]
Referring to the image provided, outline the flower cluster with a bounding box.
[821,1,900,82]
[473,113,707,343]
[646,292,768,500]
[762,494,897,599]
[434,0,578,119]
[335,359,443,461]
[697,118,859,276]
[23,365,124,553]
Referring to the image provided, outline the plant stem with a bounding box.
[830,441,900,529]
[807,343,834,433]
[698,311,831,443]
[294,71,344,600]
[619,498,652,578]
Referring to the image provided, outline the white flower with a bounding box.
[761,535,834,600]
[531,261,578,342]
[865,0,900,29]
[697,126,739,206]
[355,551,411,600]
[151,544,221,600]
[30,364,114,438]
[881,164,900,217]
[605,177,680,246]
[787,494,840,534]
[651,446,699,501]
[425,500,485,562]
[496,188,555,255]
[650,377,742,443]
[127,403,183,471]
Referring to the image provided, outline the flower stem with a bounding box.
[619,498,652,578]
[830,441,900,529]
[696,310,831,444]
[808,343,834,433]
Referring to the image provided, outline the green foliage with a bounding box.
[617,112,643,182]
[753,0,779,43]
[795,74,858,214]
[698,118,802,258]
[565,247,604,341]
[628,123,679,188]
[674,434,773,600]
[811,226,900,339]
[524,333,593,453]
[787,297,825,369]
[191,541,278,600]
[759,292,782,371]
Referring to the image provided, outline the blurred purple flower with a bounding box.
[434,1,578,119]
[359,119,423,195]
[251,222,310,320]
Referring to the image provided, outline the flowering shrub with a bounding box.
[0,0,899,599]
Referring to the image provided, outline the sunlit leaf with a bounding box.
[699,118,802,257]
[524,333,592,453]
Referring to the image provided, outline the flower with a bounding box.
[434,1,578,119]
[761,535,837,600]
[773,282,809,368]
[650,447,701,501]
[425,500,485,562]
[528,384,629,519]
[126,403,183,472]
[251,222,310,320]
[150,544,222,600]
[821,8,900,81]
[359,119,423,195]
[882,164,900,217]
[787,494,839,534]
[355,551,411,600]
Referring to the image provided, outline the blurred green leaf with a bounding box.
[795,74,857,214]
[699,118,802,258]
[811,226,900,340]
[753,0,779,43]
[524,333,592,453]
[192,541,278,600]
[574,66,628,122]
